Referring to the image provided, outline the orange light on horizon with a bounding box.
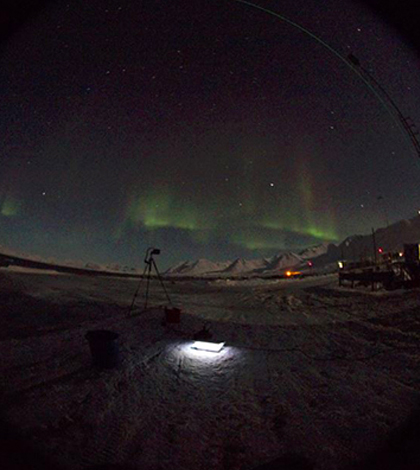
[285,270,301,277]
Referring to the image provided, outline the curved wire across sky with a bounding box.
[237,0,420,158]
[1,0,420,269]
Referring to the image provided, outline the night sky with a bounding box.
[1,0,420,270]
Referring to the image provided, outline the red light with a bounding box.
[378,248,383,253]
[307,261,313,267]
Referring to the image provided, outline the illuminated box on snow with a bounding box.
[191,341,225,353]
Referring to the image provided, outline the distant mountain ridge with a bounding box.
[164,216,420,277]
[3,216,420,278]
[164,246,327,278]
[222,257,268,274]
[165,259,231,276]
[299,243,329,259]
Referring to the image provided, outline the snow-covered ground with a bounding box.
[1,269,420,469]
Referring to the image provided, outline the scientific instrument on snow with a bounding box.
[129,247,173,313]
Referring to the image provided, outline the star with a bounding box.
[0,0,417,270]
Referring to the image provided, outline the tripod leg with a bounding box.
[144,262,153,310]
[128,262,149,315]
[152,259,173,307]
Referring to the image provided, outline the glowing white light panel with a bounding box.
[191,341,225,353]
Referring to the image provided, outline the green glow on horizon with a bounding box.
[125,190,206,231]
[261,219,338,242]
[119,183,339,249]
[239,239,284,250]
[1,197,20,217]
[306,226,338,240]
[231,225,281,251]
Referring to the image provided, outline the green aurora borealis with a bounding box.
[1,0,420,269]
[119,144,339,252]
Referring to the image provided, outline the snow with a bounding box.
[336,215,420,262]
[165,252,307,277]
[164,245,332,278]
[1,269,420,469]
[164,216,420,279]
[165,259,230,276]
[299,243,329,260]
[264,252,304,272]
[222,257,269,274]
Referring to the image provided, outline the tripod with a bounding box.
[129,247,173,314]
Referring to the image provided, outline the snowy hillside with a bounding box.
[334,216,420,262]
[164,260,191,275]
[3,215,420,280]
[165,252,306,277]
[298,243,329,259]
[222,257,269,274]
[165,215,420,277]
[165,258,230,276]
[265,252,305,272]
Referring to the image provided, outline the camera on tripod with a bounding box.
[129,247,173,313]
[145,248,161,265]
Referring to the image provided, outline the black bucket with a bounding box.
[85,330,120,369]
